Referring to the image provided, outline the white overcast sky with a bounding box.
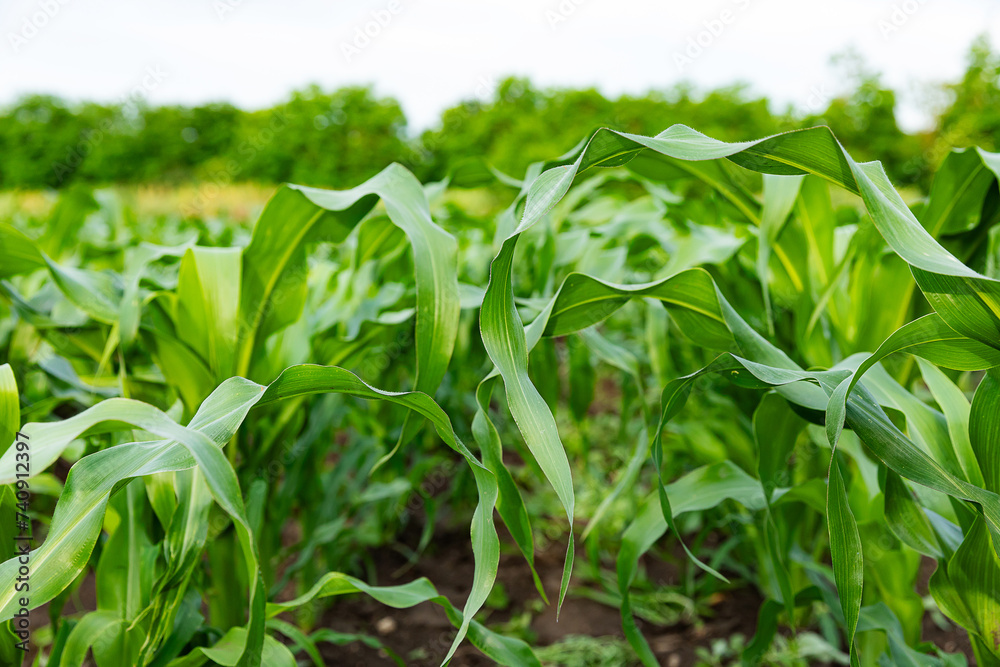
[1,0,998,132]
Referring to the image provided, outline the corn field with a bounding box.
[1,123,999,666]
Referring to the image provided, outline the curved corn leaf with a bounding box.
[918,359,984,487]
[264,572,541,667]
[0,365,17,458]
[0,363,500,666]
[616,462,766,666]
[0,365,20,664]
[828,459,863,666]
[919,147,1000,238]
[935,517,1000,660]
[489,123,1000,658]
[759,174,804,331]
[238,166,460,403]
[480,212,578,612]
[7,122,1000,666]
[0,223,45,279]
[970,370,1000,495]
[175,247,243,383]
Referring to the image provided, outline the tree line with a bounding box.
[2,38,997,192]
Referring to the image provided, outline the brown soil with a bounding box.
[28,536,978,666]
[307,527,762,667]
[305,532,982,667]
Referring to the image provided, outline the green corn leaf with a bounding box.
[238,166,459,403]
[616,462,767,666]
[0,362,500,666]
[943,517,1000,659]
[884,470,946,559]
[166,628,297,667]
[264,572,541,667]
[970,370,1000,495]
[828,459,863,664]
[920,147,1000,238]
[919,358,984,487]
[8,120,1000,667]
[0,365,17,458]
[480,210,577,613]
[472,377,545,602]
[0,224,45,279]
[43,255,122,325]
[57,610,123,667]
[175,247,243,383]
[759,174,804,331]
[237,165,459,467]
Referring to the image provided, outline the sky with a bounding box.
[1,0,998,132]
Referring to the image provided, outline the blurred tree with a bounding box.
[932,35,1000,161]
[0,41,997,193]
[802,50,926,186]
[417,78,785,181]
[241,85,411,187]
[0,96,84,188]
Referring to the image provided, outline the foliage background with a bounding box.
[3,38,998,193]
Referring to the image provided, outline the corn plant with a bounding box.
[0,123,998,666]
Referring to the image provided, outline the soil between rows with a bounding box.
[309,528,765,667]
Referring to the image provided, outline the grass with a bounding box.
[0,123,999,666]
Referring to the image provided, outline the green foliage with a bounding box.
[3,115,1000,667]
[801,53,926,185]
[418,79,784,181]
[936,36,1000,159]
[0,87,411,190]
[3,36,1000,192]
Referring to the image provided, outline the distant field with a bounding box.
[0,183,275,224]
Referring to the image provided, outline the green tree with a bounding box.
[933,35,1000,160]
[419,78,787,181]
[0,96,85,188]
[240,85,411,187]
[803,52,925,185]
